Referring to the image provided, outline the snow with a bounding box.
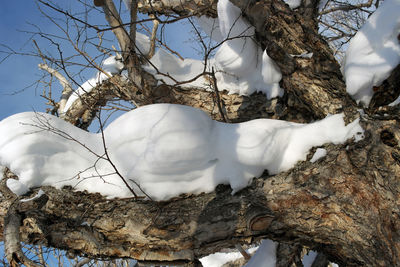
[143,0,283,98]
[0,165,4,178]
[342,0,400,105]
[0,104,363,200]
[6,179,29,196]
[310,148,327,163]
[389,95,400,106]
[302,251,318,267]
[245,240,277,267]
[20,189,45,202]
[290,52,313,58]
[200,243,329,267]
[200,246,259,267]
[284,0,302,9]
[197,16,223,43]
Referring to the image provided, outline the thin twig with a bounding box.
[319,0,373,15]
[97,111,139,199]
[211,67,227,122]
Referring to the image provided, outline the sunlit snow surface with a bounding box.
[143,0,283,98]
[200,246,259,267]
[284,0,302,9]
[0,104,363,200]
[310,148,327,163]
[244,240,277,267]
[200,240,320,267]
[342,0,400,105]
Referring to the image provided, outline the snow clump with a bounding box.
[0,104,363,200]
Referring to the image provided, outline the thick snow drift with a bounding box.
[0,104,363,200]
[342,0,400,105]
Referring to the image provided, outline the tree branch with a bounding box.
[38,63,73,114]
[147,14,159,59]
[229,0,358,121]
[137,0,218,17]
[319,0,374,15]
[4,192,49,267]
[102,0,130,53]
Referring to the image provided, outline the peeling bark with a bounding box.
[138,0,218,17]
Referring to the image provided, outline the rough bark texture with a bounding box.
[138,0,218,17]
[1,0,400,266]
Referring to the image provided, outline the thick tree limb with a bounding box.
[137,0,218,17]
[3,191,49,267]
[137,0,358,121]
[229,0,358,121]
[102,0,130,53]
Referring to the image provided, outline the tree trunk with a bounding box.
[1,0,400,266]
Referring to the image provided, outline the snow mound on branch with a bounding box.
[63,32,150,113]
[63,56,124,112]
[0,104,363,200]
[310,148,327,163]
[284,0,302,9]
[245,240,277,267]
[143,0,283,98]
[342,0,400,105]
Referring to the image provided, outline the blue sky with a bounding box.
[0,1,49,119]
[0,1,199,121]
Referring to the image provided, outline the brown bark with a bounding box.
[138,0,218,17]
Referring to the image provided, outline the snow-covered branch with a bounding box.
[38,63,73,114]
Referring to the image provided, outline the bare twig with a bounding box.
[235,244,251,260]
[97,111,152,200]
[319,0,374,15]
[211,67,227,122]
[37,0,100,31]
